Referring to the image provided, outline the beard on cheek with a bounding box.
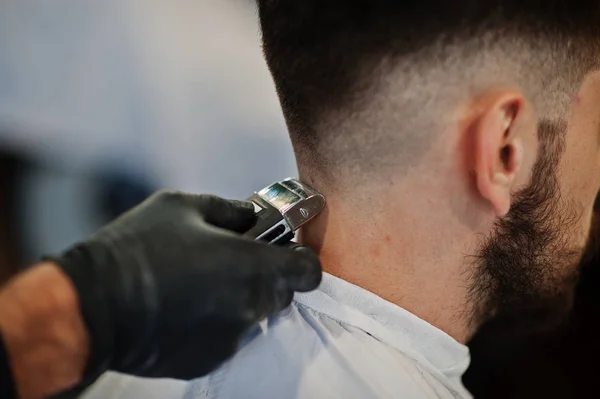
[467,120,584,336]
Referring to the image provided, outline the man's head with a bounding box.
[257,1,600,335]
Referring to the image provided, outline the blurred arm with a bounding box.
[0,263,89,399]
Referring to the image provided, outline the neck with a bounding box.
[299,185,481,344]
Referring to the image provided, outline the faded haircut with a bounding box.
[256,1,600,186]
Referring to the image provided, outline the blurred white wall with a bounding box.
[0,0,296,199]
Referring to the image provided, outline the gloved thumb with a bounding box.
[195,195,257,233]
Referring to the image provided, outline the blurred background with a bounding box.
[0,0,295,276]
[2,2,600,398]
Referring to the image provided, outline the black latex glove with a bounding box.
[49,190,322,384]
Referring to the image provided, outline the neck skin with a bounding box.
[298,169,491,344]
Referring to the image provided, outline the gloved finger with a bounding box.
[194,195,257,233]
[245,270,295,321]
[279,245,323,292]
[282,242,305,251]
[275,289,295,313]
[217,238,321,321]
[255,242,323,293]
[257,245,320,317]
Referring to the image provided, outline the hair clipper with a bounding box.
[245,178,325,245]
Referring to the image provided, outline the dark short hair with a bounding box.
[257,1,600,181]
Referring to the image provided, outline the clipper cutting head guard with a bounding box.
[245,178,325,245]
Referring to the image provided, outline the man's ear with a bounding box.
[471,91,538,217]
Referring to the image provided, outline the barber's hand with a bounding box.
[50,190,322,382]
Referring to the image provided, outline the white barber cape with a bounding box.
[83,273,472,399]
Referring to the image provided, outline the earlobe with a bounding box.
[484,173,512,217]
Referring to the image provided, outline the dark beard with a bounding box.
[468,120,583,337]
